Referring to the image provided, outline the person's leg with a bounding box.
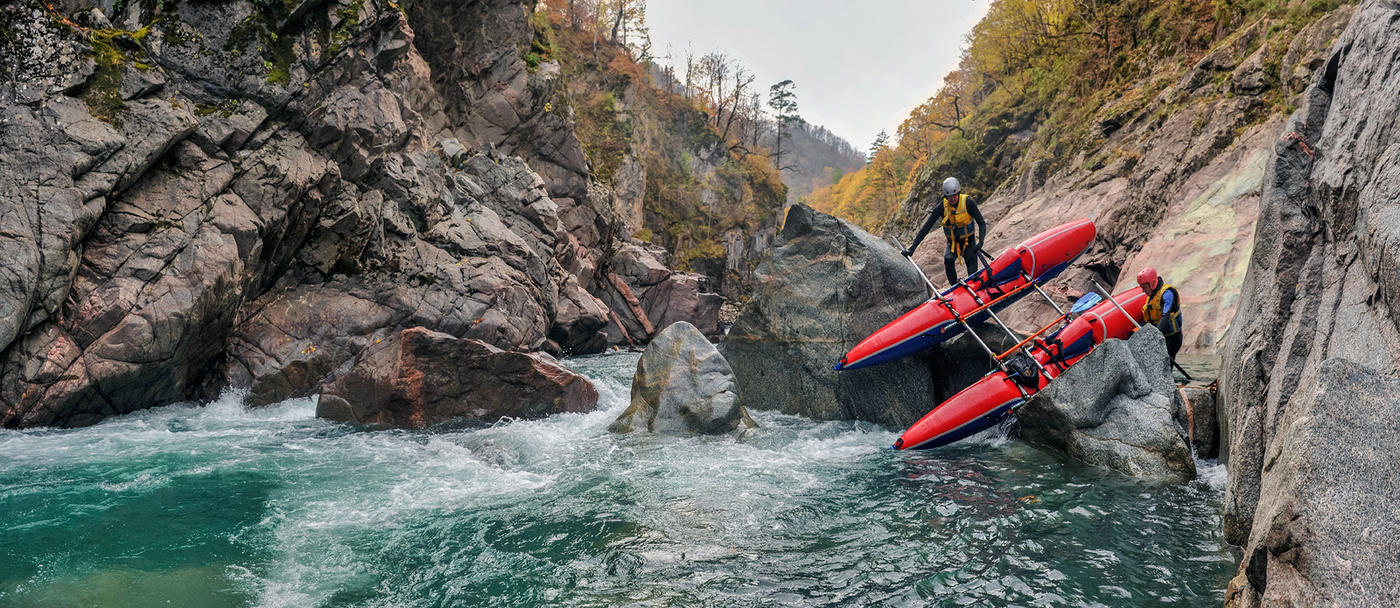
[943,243,958,285]
[961,241,980,278]
[1166,332,1183,360]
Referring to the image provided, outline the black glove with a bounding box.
[902,248,914,257]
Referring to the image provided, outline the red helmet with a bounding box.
[1136,267,1159,291]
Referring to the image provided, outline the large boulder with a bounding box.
[1224,359,1400,607]
[317,327,598,428]
[1017,327,1196,482]
[1220,0,1400,553]
[720,204,1009,427]
[609,321,755,434]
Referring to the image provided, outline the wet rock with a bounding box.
[721,204,947,427]
[610,322,755,435]
[1017,327,1196,482]
[1223,360,1400,608]
[1175,385,1219,459]
[317,327,598,428]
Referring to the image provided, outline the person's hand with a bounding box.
[902,248,914,257]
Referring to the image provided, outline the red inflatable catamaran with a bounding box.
[834,219,1096,372]
[893,288,1149,450]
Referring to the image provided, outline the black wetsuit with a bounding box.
[909,197,987,285]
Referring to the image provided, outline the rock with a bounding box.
[317,327,598,428]
[1017,327,1196,482]
[0,0,753,429]
[1221,0,1400,549]
[1223,359,1400,608]
[1230,42,1273,97]
[1280,6,1356,93]
[640,273,723,338]
[721,204,1002,427]
[609,322,755,434]
[1176,385,1219,459]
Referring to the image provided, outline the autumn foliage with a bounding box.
[810,0,1347,232]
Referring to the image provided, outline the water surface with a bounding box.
[0,352,1235,607]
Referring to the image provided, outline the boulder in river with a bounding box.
[610,322,755,434]
[1017,326,1196,482]
[317,327,598,428]
[720,204,1014,427]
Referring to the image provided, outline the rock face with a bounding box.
[1223,360,1400,608]
[0,0,718,427]
[609,322,754,435]
[1220,1,1400,601]
[721,204,1016,428]
[1017,327,1196,482]
[317,327,597,428]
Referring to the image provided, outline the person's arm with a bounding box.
[1157,289,1176,333]
[905,206,942,256]
[968,199,987,248]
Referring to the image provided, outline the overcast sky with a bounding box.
[646,0,991,151]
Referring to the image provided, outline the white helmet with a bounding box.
[942,177,961,197]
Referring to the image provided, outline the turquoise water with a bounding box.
[0,352,1236,607]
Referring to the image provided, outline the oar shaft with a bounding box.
[996,316,1064,360]
[893,239,1032,401]
[1090,278,1142,329]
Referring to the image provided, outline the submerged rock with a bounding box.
[1017,327,1195,482]
[610,322,754,434]
[721,204,1006,428]
[317,327,598,428]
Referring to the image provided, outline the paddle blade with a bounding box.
[1070,292,1103,314]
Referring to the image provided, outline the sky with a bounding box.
[646,0,991,152]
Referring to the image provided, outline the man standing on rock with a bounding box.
[1137,267,1184,360]
[904,177,987,285]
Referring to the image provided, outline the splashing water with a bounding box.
[0,352,1235,607]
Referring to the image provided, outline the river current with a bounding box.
[0,352,1235,607]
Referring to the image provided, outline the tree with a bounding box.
[768,80,799,170]
[867,129,890,164]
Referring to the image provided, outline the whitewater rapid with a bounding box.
[0,352,1234,607]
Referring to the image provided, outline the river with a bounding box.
[0,352,1235,607]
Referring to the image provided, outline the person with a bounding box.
[904,177,987,285]
[1137,267,1184,360]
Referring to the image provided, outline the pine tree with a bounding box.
[768,80,799,171]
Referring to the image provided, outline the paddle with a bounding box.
[994,292,1102,361]
[891,237,939,296]
[1069,291,1104,314]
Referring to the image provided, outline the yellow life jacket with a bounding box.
[942,194,976,251]
[1143,282,1183,336]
